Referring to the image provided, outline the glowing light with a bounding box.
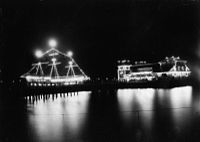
[48,39,57,48]
[22,47,90,84]
[35,50,43,58]
[52,58,56,62]
[67,51,73,57]
[25,75,89,83]
[69,61,73,65]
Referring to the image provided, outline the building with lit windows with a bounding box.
[117,56,191,82]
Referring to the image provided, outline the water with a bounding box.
[1,86,200,142]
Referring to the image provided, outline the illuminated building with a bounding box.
[21,47,90,86]
[117,56,191,82]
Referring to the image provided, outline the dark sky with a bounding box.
[1,0,200,79]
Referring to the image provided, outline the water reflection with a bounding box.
[169,87,192,128]
[117,88,155,131]
[117,88,155,111]
[117,86,192,111]
[23,86,195,142]
[26,91,91,142]
[117,87,193,135]
[169,86,192,108]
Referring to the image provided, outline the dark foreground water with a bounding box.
[1,86,200,142]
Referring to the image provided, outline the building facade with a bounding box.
[117,56,191,82]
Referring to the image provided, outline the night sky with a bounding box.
[1,0,199,80]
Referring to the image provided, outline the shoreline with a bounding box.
[8,77,192,96]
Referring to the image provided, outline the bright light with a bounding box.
[67,51,73,57]
[48,39,57,48]
[52,58,56,62]
[35,50,43,58]
[69,61,73,65]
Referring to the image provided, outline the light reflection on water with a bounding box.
[117,87,193,132]
[25,86,194,142]
[169,87,193,127]
[27,91,91,141]
[169,86,192,108]
[117,88,155,130]
[117,88,155,111]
